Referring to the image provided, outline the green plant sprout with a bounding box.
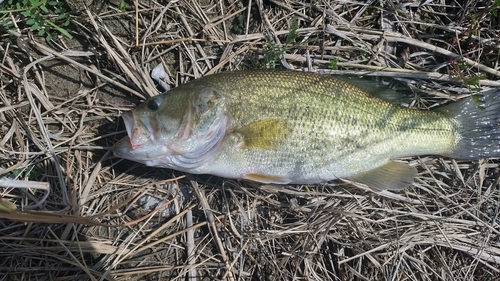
[328,58,339,70]
[12,166,42,181]
[0,0,72,41]
[118,0,126,12]
[263,17,301,68]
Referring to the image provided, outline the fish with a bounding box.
[113,69,500,190]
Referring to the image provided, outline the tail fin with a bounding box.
[442,89,500,160]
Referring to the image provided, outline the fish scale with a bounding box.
[113,69,500,190]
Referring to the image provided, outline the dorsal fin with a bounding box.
[335,76,411,104]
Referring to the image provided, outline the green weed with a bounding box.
[262,17,300,68]
[12,166,42,181]
[0,0,72,41]
[118,0,127,12]
[463,74,486,92]
[452,58,485,92]
[328,58,339,70]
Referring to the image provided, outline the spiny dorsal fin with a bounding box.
[235,118,290,149]
[335,76,411,104]
[349,161,417,191]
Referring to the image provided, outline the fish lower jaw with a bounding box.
[129,140,154,151]
[129,131,153,149]
[114,138,214,172]
[129,139,154,151]
[113,137,167,162]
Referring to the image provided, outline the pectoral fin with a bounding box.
[244,173,292,184]
[349,161,417,191]
[235,119,290,149]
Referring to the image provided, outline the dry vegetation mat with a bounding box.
[1,0,500,280]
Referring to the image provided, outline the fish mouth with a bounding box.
[113,136,156,162]
[112,136,133,158]
[113,111,156,161]
[121,111,153,150]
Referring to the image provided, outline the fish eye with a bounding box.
[147,97,161,111]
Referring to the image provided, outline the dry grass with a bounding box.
[1,0,500,280]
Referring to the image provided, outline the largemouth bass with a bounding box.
[113,70,500,190]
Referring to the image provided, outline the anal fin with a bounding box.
[349,161,417,191]
[244,173,292,184]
